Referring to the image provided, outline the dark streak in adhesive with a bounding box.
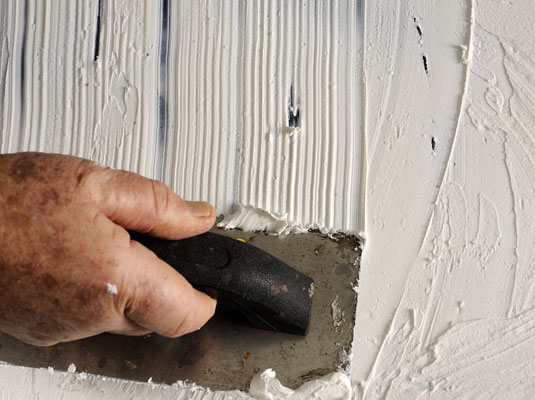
[416,25,422,39]
[431,137,436,151]
[20,0,28,117]
[422,55,428,74]
[413,17,423,42]
[94,0,104,61]
[288,86,300,128]
[157,0,170,178]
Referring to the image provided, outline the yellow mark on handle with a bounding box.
[235,238,247,243]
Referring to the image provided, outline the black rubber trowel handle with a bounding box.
[130,231,314,335]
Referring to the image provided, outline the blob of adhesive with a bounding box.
[107,283,118,295]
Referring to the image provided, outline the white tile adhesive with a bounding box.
[355,0,535,398]
[2,0,535,399]
[0,363,351,400]
[0,0,363,235]
[0,1,359,398]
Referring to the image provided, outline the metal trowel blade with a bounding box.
[0,228,360,391]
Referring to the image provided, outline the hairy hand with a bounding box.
[0,152,217,346]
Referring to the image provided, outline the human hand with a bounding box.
[0,152,217,346]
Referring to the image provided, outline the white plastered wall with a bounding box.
[0,1,360,398]
[0,0,363,234]
[355,0,535,398]
[2,0,535,399]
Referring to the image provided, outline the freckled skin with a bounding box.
[0,152,217,346]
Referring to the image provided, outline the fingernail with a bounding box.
[186,201,212,218]
[210,297,217,315]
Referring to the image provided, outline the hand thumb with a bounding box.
[89,167,215,239]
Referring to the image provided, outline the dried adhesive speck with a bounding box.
[106,283,118,295]
[331,295,345,330]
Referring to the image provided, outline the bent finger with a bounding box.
[117,240,216,337]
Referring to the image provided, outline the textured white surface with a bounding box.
[0,364,351,400]
[0,0,363,234]
[249,369,351,400]
[2,0,535,399]
[354,0,535,398]
[0,363,242,400]
[0,1,360,398]
[217,204,307,235]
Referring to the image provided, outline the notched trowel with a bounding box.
[0,228,360,391]
[130,231,315,336]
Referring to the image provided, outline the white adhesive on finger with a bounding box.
[106,283,118,295]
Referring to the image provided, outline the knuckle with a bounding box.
[75,162,107,202]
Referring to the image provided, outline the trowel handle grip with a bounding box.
[129,231,314,335]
